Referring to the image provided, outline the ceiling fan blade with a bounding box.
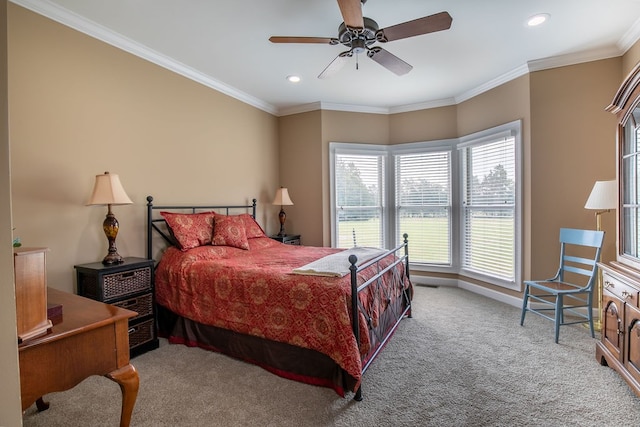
[367,47,412,76]
[337,0,364,29]
[377,11,452,42]
[318,51,352,79]
[269,36,337,45]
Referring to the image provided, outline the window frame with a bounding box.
[391,140,456,269]
[329,143,391,249]
[457,120,522,290]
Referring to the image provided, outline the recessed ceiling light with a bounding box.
[527,13,549,27]
[286,75,301,83]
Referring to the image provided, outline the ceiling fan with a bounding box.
[269,0,452,79]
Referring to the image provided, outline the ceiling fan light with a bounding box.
[527,13,549,27]
[286,75,301,83]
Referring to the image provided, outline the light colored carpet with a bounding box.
[22,285,640,426]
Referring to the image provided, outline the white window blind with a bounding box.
[461,136,516,281]
[395,151,451,264]
[334,153,385,248]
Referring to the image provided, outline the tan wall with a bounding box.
[278,110,391,247]
[320,110,389,245]
[278,110,322,245]
[623,39,640,77]
[389,105,458,144]
[529,59,620,279]
[456,76,531,136]
[0,1,22,425]
[456,75,532,294]
[8,4,280,294]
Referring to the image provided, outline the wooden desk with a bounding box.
[19,288,139,427]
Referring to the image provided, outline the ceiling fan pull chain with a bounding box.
[356,52,359,70]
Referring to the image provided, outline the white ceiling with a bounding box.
[12,0,640,116]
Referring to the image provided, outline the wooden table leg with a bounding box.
[35,397,50,411]
[105,364,139,427]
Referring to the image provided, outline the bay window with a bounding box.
[330,120,521,289]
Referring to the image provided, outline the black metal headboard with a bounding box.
[146,195,257,260]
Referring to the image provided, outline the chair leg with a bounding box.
[520,285,529,326]
[554,295,563,344]
[588,292,595,338]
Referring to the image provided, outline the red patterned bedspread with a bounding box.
[155,237,411,387]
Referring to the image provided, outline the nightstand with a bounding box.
[270,234,301,245]
[74,257,159,357]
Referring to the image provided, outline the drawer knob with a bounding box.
[622,290,632,300]
[604,280,614,289]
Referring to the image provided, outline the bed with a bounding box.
[146,196,412,400]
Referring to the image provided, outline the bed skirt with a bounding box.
[156,304,358,396]
[156,288,410,398]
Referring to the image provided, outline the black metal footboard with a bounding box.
[349,233,411,401]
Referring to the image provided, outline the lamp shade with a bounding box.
[87,172,133,206]
[272,187,294,206]
[584,180,617,210]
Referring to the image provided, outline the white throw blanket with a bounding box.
[292,247,387,277]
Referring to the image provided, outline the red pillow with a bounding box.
[160,211,216,251]
[212,215,249,250]
[240,214,266,238]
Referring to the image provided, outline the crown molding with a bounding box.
[455,64,530,104]
[11,0,640,118]
[276,102,323,117]
[278,102,389,117]
[527,46,622,72]
[10,0,278,116]
[388,98,456,114]
[619,16,640,53]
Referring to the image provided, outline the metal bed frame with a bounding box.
[145,195,411,400]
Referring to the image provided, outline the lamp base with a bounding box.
[102,252,124,265]
[102,206,124,265]
[278,207,287,236]
[583,319,602,333]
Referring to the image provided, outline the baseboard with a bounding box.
[411,275,457,288]
[457,279,523,308]
[412,275,598,318]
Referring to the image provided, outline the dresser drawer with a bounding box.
[603,271,639,307]
[102,267,151,300]
[112,293,153,322]
[76,259,153,302]
[129,318,155,349]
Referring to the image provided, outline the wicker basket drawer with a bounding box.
[113,293,153,321]
[129,318,155,349]
[103,267,151,300]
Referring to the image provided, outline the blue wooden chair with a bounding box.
[520,228,605,343]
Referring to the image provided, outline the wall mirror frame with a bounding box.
[606,62,640,272]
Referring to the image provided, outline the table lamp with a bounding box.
[87,171,133,265]
[272,187,294,236]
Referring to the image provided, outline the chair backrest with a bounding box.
[557,228,605,289]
